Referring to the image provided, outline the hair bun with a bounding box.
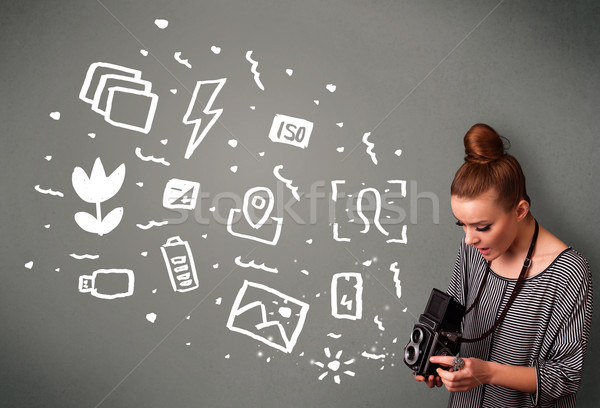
[463,123,506,164]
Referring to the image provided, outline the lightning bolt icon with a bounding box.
[182,78,227,159]
[340,294,353,311]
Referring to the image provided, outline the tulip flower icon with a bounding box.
[72,157,126,236]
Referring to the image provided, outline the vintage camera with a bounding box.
[404,288,465,376]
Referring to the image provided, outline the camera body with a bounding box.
[404,289,465,376]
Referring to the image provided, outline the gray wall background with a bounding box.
[1,0,598,407]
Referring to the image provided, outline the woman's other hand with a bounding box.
[414,373,443,388]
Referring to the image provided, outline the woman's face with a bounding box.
[450,190,520,261]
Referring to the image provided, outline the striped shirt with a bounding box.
[446,240,593,408]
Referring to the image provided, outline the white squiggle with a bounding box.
[390,261,402,298]
[327,333,342,339]
[374,315,385,331]
[135,147,170,166]
[136,220,169,230]
[34,185,64,197]
[273,165,300,201]
[386,225,408,244]
[332,223,351,242]
[245,50,265,91]
[361,351,385,360]
[362,132,378,165]
[69,253,100,260]
[174,52,192,69]
[234,256,278,274]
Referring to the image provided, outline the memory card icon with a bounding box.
[160,236,199,293]
[162,179,200,210]
[331,272,363,320]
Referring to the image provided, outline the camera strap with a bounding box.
[460,219,539,343]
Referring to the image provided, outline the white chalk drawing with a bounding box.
[331,180,345,202]
[174,51,192,69]
[362,259,372,267]
[69,253,100,260]
[78,269,134,300]
[79,62,158,134]
[72,157,125,236]
[49,111,61,120]
[135,147,171,166]
[245,50,264,91]
[326,84,337,93]
[136,220,169,230]
[386,179,407,197]
[146,312,157,323]
[211,46,221,54]
[160,236,199,293]
[374,315,385,331]
[327,333,342,339]
[361,351,385,360]
[314,348,356,384]
[162,179,200,210]
[385,225,408,244]
[154,19,168,29]
[24,261,34,269]
[182,78,227,159]
[362,132,378,165]
[390,262,402,298]
[332,223,351,242]
[273,165,300,201]
[34,184,64,198]
[332,180,407,244]
[357,188,389,236]
[268,114,314,149]
[227,280,309,353]
[234,256,279,274]
[331,272,363,320]
[227,187,283,246]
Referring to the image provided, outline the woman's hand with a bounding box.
[413,373,443,388]
[429,356,491,392]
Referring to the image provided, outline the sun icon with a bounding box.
[314,347,356,384]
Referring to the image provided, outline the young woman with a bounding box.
[415,124,593,407]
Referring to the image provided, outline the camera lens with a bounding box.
[411,328,424,344]
[405,345,418,365]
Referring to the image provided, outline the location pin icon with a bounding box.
[243,187,275,229]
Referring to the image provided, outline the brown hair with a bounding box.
[451,123,530,211]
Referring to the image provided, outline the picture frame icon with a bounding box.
[162,178,200,210]
[227,280,310,353]
[79,62,159,134]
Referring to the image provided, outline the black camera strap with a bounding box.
[460,219,539,343]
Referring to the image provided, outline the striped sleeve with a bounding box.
[531,254,594,407]
[447,241,465,305]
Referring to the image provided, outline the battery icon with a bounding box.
[160,236,199,293]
